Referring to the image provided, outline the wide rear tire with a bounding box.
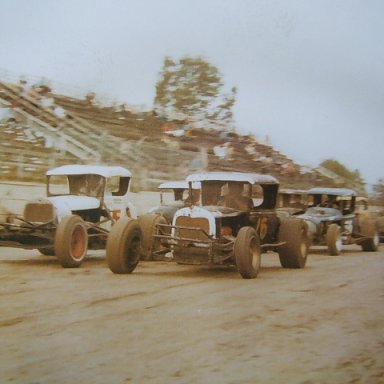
[359,219,379,252]
[326,223,342,256]
[138,214,168,260]
[278,218,308,268]
[234,226,261,279]
[107,217,142,274]
[55,215,88,268]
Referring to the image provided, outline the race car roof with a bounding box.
[278,188,308,194]
[46,165,132,178]
[186,171,278,184]
[307,187,356,196]
[158,181,200,189]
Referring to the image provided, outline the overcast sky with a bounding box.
[1,0,383,187]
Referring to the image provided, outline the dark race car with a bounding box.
[298,187,379,255]
[107,171,309,279]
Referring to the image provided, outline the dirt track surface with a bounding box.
[1,244,383,384]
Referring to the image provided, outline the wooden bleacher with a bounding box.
[0,78,336,190]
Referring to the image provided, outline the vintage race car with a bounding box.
[107,171,309,279]
[276,188,308,216]
[376,215,384,242]
[0,165,137,267]
[147,180,200,224]
[298,187,379,255]
[140,180,201,260]
[355,197,384,243]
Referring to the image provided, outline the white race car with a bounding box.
[0,165,137,267]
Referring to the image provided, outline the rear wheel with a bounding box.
[359,219,379,252]
[234,226,261,279]
[107,217,142,274]
[278,218,308,268]
[326,224,342,255]
[138,214,168,260]
[55,215,88,268]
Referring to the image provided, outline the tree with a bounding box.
[154,56,236,126]
[320,159,363,183]
[372,178,384,206]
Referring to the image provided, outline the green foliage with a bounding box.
[372,178,384,205]
[154,56,236,124]
[320,159,363,182]
[373,178,384,192]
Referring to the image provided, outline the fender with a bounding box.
[126,202,138,219]
[48,196,100,222]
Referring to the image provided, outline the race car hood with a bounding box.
[203,205,246,217]
[176,205,244,219]
[48,195,100,219]
[148,202,184,223]
[298,207,343,223]
[148,201,184,214]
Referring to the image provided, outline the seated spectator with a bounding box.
[0,107,14,122]
[53,106,66,119]
[213,144,226,159]
[26,85,42,103]
[213,142,233,160]
[39,92,55,109]
[18,78,30,97]
[245,143,261,161]
[85,92,99,106]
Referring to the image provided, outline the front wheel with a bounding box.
[326,223,342,255]
[234,226,261,279]
[107,217,142,274]
[138,213,168,260]
[55,215,88,268]
[278,218,308,268]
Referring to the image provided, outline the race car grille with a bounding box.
[24,202,55,223]
[175,216,210,241]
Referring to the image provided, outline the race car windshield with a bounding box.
[47,174,105,197]
[47,175,70,196]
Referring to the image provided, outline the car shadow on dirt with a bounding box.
[136,262,236,278]
[133,261,287,280]
[0,253,107,268]
[308,246,370,256]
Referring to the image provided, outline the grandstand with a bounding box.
[0,77,338,191]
